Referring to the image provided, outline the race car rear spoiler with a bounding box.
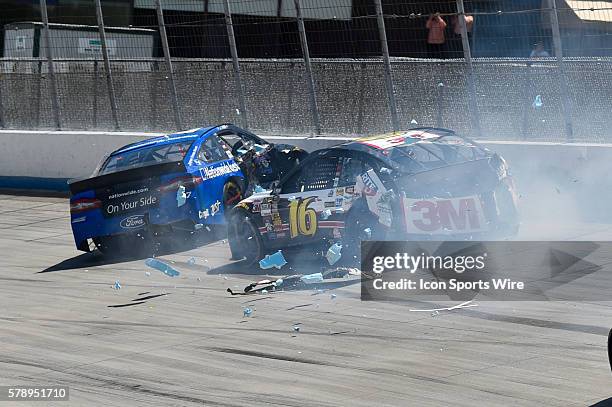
[69,161,186,195]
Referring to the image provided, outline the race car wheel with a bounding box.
[228,211,264,264]
[223,180,243,215]
[608,328,612,373]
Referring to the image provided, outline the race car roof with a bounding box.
[110,126,215,156]
[350,127,456,150]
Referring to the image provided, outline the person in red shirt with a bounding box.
[426,12,447,59]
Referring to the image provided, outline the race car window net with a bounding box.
[217,132,242,148]
[389,136,486,174]
[199,136,230,163]
[99,140,194,175]
[338,157,373,187]
[282,156,341,193]
[217,131,266,153]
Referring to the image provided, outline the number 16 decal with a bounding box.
[289,197,317,238]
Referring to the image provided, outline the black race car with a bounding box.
[228,128,520,264]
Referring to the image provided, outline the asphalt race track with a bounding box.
[0,193,611,406]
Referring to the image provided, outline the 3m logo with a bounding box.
[404,196,486,234]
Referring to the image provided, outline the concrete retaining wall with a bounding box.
[1,130,610,223]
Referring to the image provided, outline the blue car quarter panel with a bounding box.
[70,168,191,248]
[191,159,243,224]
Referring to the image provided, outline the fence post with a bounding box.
[223,0,248,129]
[436,82,444,127]
[94,0,120,130]
[93,60,98,128]
[155,0,182,129]
[456,0,481,137]
[0,70,4,128]
[36,60,43,127]
[374,0,399,132]
[548,0,574,141]
[39,0,61,130]
[294,0,321,135]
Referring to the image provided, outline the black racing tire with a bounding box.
[223,180,243,216]
[228,210,265,265]
[608,328,612,373]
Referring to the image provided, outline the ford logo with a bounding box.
[120,215,145,229]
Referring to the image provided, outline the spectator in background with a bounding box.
[530,42,550,58]
[426,12,447,59]
[451,13,474,57]
[452,13,474,36]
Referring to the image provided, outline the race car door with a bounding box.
[192,135,241,224]
[269,151,371,246]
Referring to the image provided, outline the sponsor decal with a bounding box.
[105,195,157,216]
[261,203,272,216]
[335,197,343,207]
[198,209,210,219]
[377,203,393,227]
[345,186,355,195]
[108,187,149,200]
[252,201,261,213]
[336,187,344,196]
[359,172,378,196]
[120,214,146,229]
[403,196,486,234]
[71,216,86,224]
[358,131,440,149]
[355,169,394,227]
[327,190,334,197]
[210,200,222,217]
[199,162,241,181]
[324,201,335,208]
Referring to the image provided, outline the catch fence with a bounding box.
[0,0,611,141]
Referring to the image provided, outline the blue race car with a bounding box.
[69,124,307,254]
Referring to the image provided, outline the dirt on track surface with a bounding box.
[0,193,611,406]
